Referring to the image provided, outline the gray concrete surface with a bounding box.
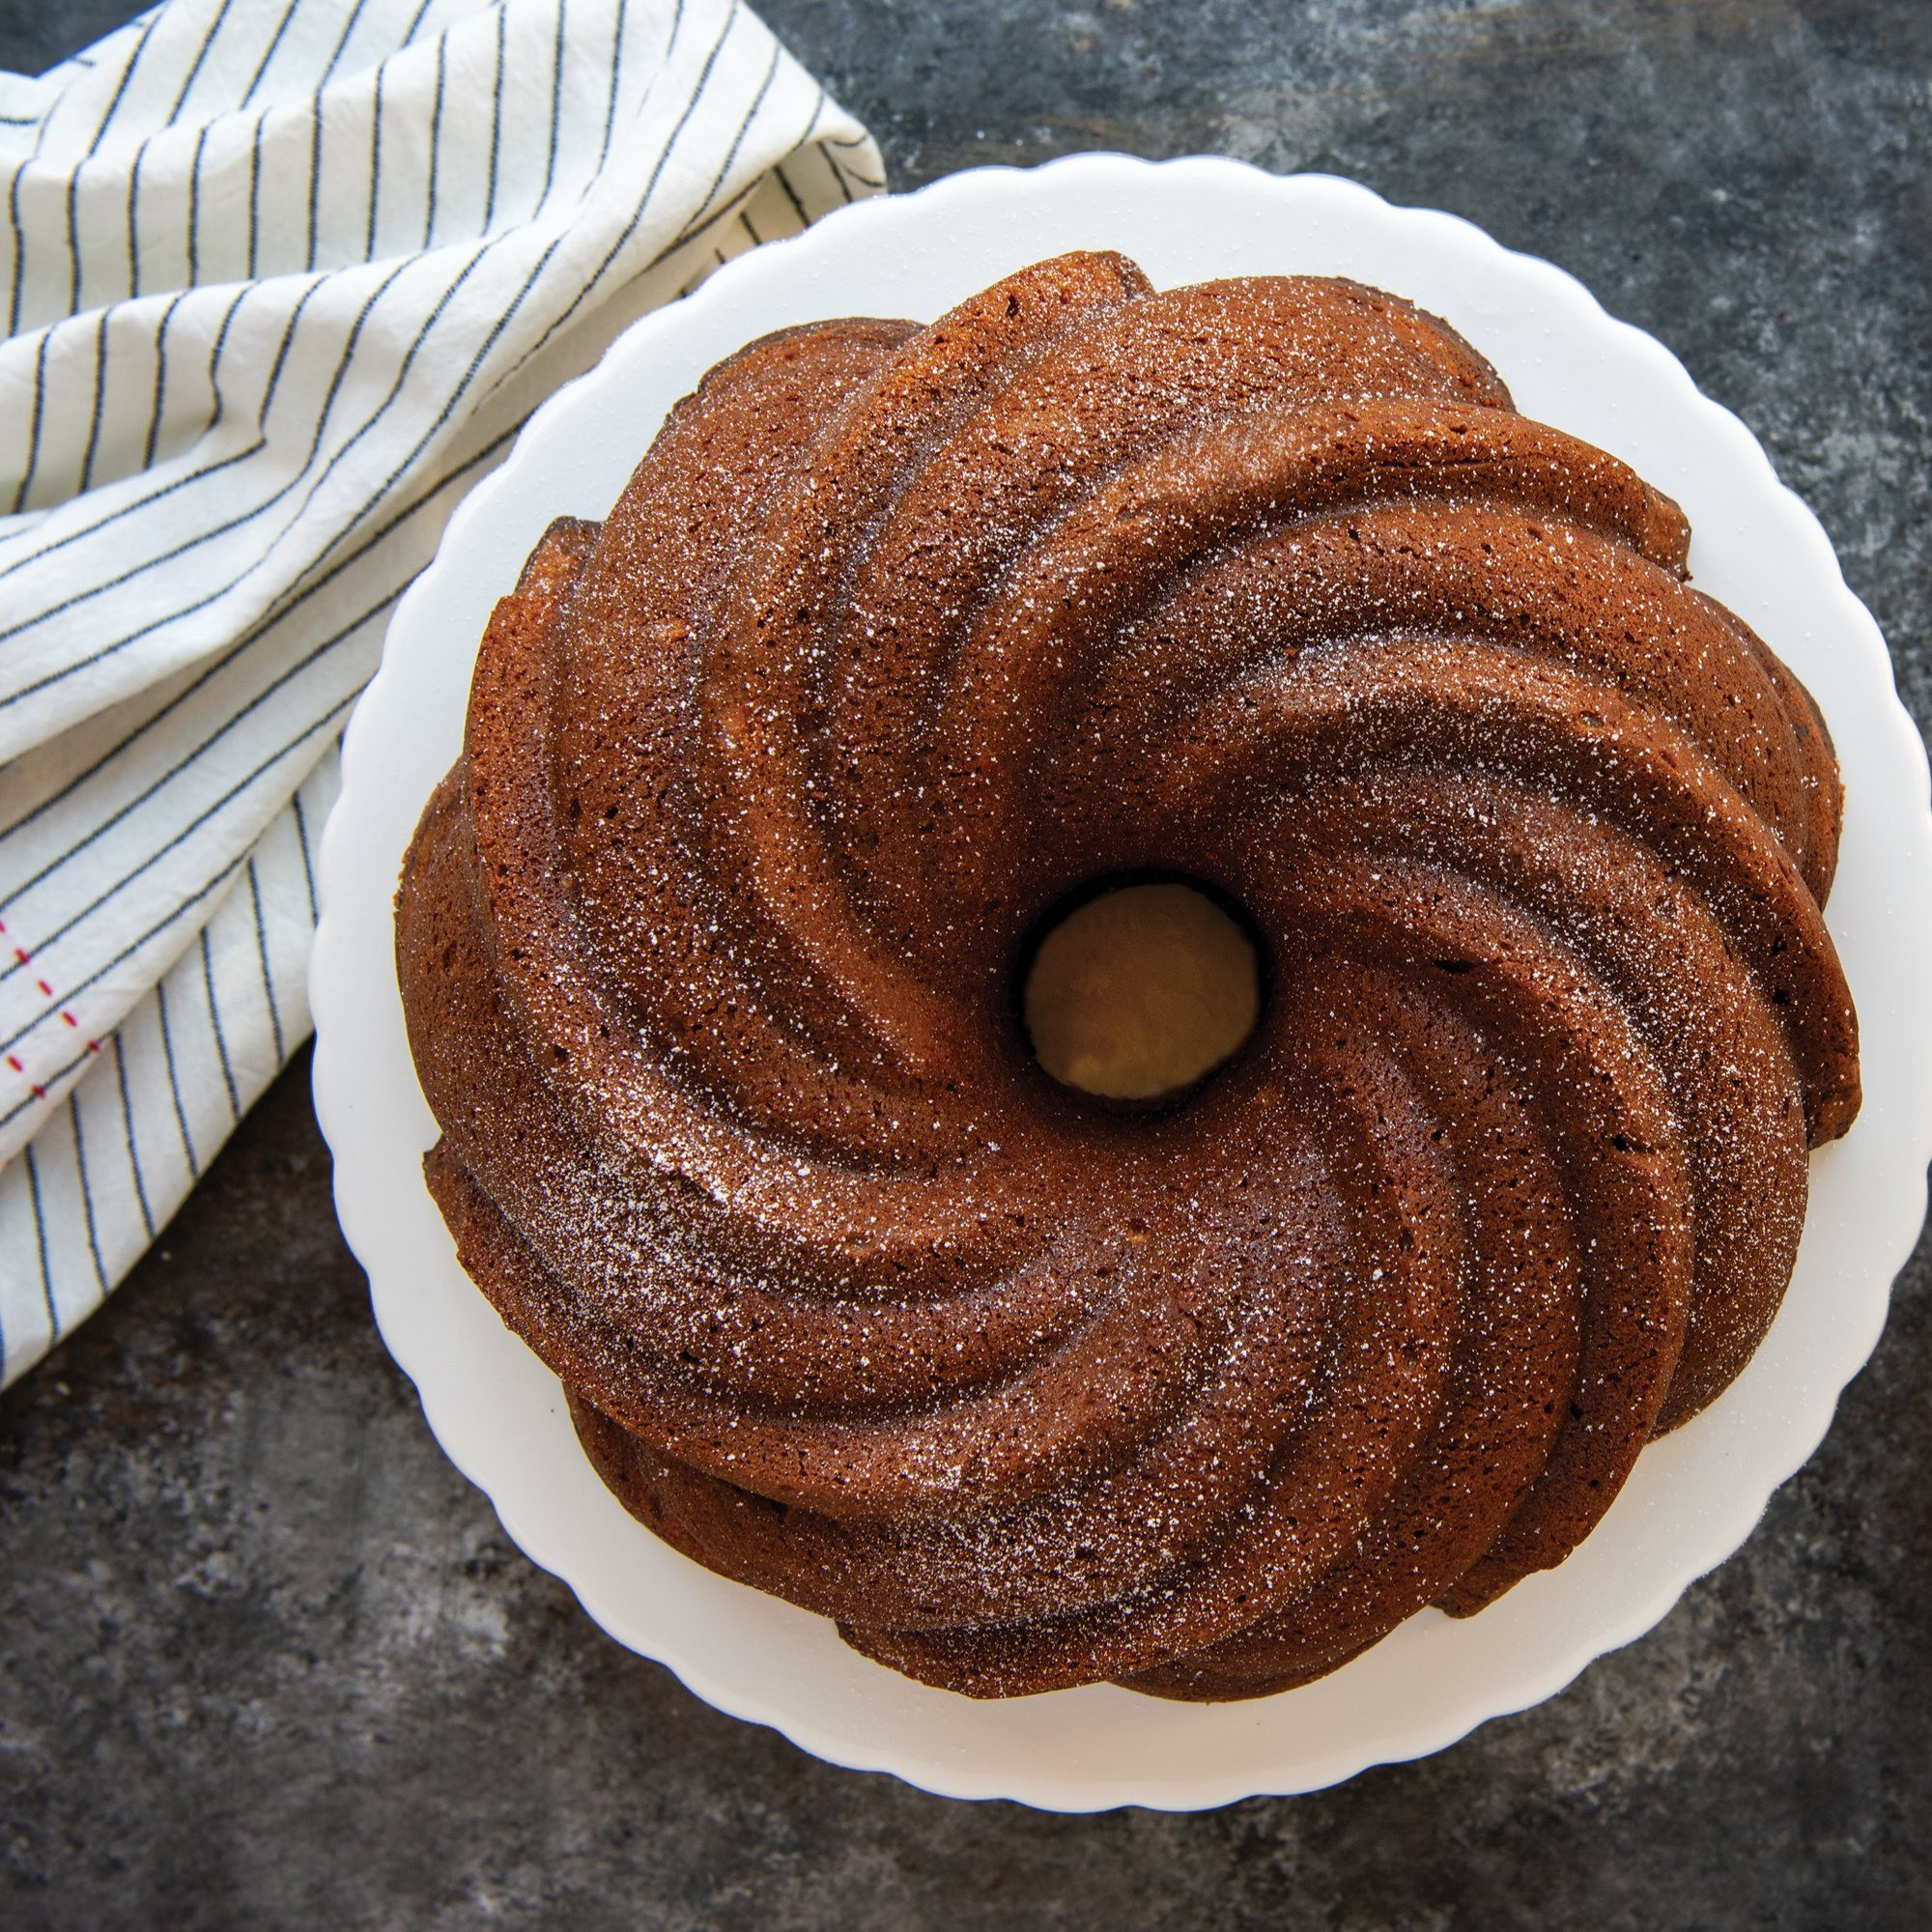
[4,3,1929,1926]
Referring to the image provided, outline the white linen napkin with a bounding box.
[0,0,883,1385]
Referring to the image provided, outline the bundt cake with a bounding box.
[394,250,1860,1700]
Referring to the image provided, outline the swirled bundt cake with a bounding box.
[395,251,1860,1700]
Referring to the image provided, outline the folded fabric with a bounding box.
[0,0,883,1385]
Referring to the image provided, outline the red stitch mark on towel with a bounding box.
[14,949,28,965]
[60,1010,75,1027]
[5,1056,19,1072]
[29,1084,43,1099]
[36,980,52,997]
[87,1039,100,1054]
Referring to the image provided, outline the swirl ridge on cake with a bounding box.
[395,251,1859,1699]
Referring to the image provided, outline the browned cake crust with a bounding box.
[393,251,1860,1701]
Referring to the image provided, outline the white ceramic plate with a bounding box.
[310,156,1932,1811]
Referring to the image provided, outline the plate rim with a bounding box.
[310,152,1932,1811]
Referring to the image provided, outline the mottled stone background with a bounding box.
[4,3,1928,1926]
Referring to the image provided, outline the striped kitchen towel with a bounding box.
[0,0,883,1386]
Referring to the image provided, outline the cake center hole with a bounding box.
[1022,880,1262,1103]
